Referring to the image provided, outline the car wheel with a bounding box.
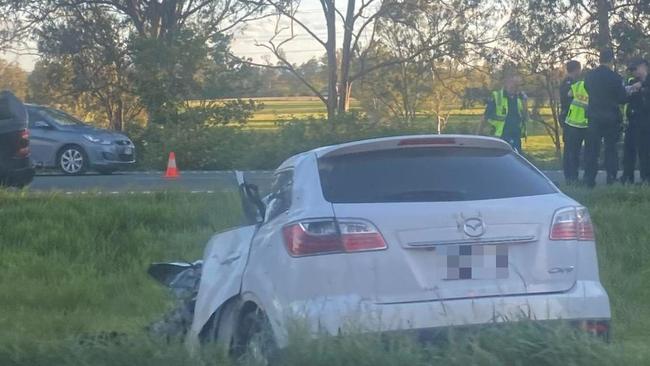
[59,146,87,175]
[233,308,277,365]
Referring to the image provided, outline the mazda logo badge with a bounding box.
[463,218,485,237]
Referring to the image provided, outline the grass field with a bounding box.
[1,187,649,364]
[218,96,554,133]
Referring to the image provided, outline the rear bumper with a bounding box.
[0,157,35,187]
[270,280,610,346]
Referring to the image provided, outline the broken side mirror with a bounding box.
[235,171,266,225]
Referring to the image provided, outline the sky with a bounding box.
[230,1,332,66]
[3,0,333,72]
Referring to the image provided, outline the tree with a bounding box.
[611,0,650,62]
[0,0,55,51]
[2,0,266,123]
[355,52,431,123]
[0,58,28,99]
[7,0,264,42]
[28,60,121,127]
[130,30,209,123]
[243,0,496,121]
[428,60,478,134]
[35,5,142,131]
[572,0,648,56]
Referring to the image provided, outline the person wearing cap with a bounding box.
[622,58,650,183]
[561,60,588,185]
[583,48,628,187]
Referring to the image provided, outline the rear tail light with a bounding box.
[283,219,387,257]
[15,129,30,158]
[549,206,594,241]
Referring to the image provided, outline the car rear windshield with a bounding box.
[318,147,556,203]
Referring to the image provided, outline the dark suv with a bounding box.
[0,91,34,187]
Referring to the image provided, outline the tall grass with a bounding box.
[0,191,242,346]
[565,186,650,351]
[1,187,649,364]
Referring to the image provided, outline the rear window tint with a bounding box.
[318,147,555,203]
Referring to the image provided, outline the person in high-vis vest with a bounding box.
[561,60,588,184]
[478,74,528,151]
[622,58,650,183]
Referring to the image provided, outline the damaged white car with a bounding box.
[151,135,611,359]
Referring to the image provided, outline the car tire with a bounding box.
[233,308,278,365]
[58,145,88,175]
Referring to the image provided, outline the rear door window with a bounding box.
[318,147,555,203]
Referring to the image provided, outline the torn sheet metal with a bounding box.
[186,225,257,346]
[147,261,202,339]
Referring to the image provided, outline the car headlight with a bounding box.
[83,134,112,145]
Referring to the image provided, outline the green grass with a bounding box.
[207,96,554,133]
[245,97,354,130]
[0,191,243,346]
[522,135,561,169]
[2,187,649,364]
[565,186,650,350]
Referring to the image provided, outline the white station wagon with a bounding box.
[182,135,610,358]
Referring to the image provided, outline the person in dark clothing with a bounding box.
[582,48,628,187]
[622,58,650,183]
[560,61,581,124]
[621,70,642,184]
[478,74,528,152]
[561,60,588,184]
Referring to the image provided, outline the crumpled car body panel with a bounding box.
[186,225,257,346]
[147,261,202,339]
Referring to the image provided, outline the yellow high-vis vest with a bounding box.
[565,80,589,128]
[488,89,525,137]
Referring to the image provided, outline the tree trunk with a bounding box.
[400,63,411,122]
[338,0,355,114]
[323,0,338,122]
[596,0,612,49]
[544,72,562,159]
[114,99,124,131]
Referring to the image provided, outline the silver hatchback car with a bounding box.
[182,135,610,358]
[27,105,136,175]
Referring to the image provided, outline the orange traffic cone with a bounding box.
[164,152,180,179]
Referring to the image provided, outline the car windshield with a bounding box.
[38,108,86,126]
[318,147,556,203]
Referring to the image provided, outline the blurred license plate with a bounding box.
[123,147,133,154]
[440,244,509,280]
